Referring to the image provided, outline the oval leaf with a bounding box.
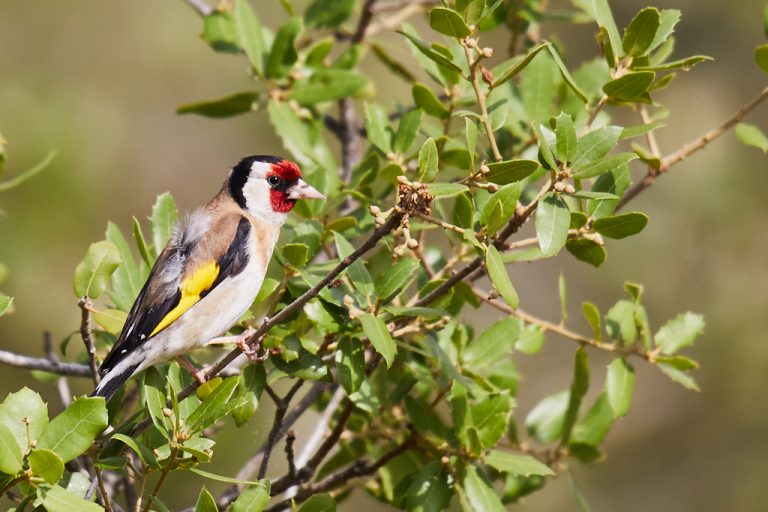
[360,313,396,367]
[593,212,648,239]
[38,396,108,463]
[429,7,471,38]
[73,240,121,299]
[535,192,570,257]
[486,245,519,309]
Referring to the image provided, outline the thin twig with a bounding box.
[142,447,178,512]
[95,466,114,512]
[0,348,91,376]
[463,44,502,162]
[78,297,100,386]
[285,430,297,481]
[258,381,305,479]
[617,85,768,210]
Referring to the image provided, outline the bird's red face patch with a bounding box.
[267,160,302,213]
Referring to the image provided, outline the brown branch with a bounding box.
[258,380,305,479]
[78,297,100,385]
[463,43,502,162]
[617,85,768,210]
[284,430,297,481]
[0,348,91,377]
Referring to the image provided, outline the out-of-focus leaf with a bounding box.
[394,109,422,154]
[335,233,374,299]
[755,44,768,74]
[735,123,768,153]
[375,258,420,299]
[655,312,705,354]
[566,239,606,267]
[38,397,107,463]
[151,192,178,255]
[234,0,267,75]
[38,484,103,512]
[593,212,648,239]
[412,84,449,119]
[570,392,614,446]
[73,241,121,299]
[561,347,589,443]
[133,216,155,266]
[360,313,396,367]
[29,448,64,484]
[593,0,624,61]
[418,138,439,182]
[526,390,568,444]
[486,246,519,309]
[472,392,512,448]
[484,159,538,184]
[364,102,393,153]
[485,450,554,477]
[465,117,478,170]
[658,364,700,391]
[464,317,519,368]
[605,300,637,344]
[336,337,365,394]
[622,8,660,57]
[606,358,635,417]
[93,309,127,335]
[195,486,218,512]
[304,0,354,28]
[105,222,142,311]
[521,51,559,121]
[546,45,588,102]
[648,9,681,52]
[298,493,336,512]
[535,192,570,257]
[398,30,463,74]
[0,151,56,192]
[287,70,369,105]
[266,17,301,79]
[603,71,655,101]
[177,92,257,118]
[231,481,271,512]
[405,461,452,512]
[203,10,240,53]
[0,423,22,474]
[371,43,417,83]
[429,7,472,38]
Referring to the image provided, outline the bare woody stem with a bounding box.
[78,297,100,386]
[463,44,502,162]
[257,381,304,479]
[617,84,768,210]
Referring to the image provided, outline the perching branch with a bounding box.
[78,297,100,386]
[617,84,768,210]
[0,348,92,377]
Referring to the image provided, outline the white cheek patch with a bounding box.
[242,161,290,225]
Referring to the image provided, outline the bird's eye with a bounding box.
[267,175,282,188]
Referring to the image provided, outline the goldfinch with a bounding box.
[92,155,324,401]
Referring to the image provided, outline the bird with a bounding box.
[92,155,324,401]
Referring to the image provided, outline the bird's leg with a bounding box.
[175,355,207,384]
[206,328,263,361]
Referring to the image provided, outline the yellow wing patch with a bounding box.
[150,260,220,337]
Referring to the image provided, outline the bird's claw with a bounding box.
[236,328,266,361]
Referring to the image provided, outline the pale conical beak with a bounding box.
[287,179,325,200]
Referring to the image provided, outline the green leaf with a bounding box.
[232,364,266,427]
[606,358,635,417]
[0,423,22,475]
[556,112,577,163]
[605,300,637,344]
[234,0,267,75]
[266,17,301,79]
[461,466,505,512]
[398,29,464,74]
[298,493,336,512]
[521,51,559,121]
[105,222,142,311]
[582,302,602,341]
[570,392,614,446]
[622,8,660,57]
[484,159,539,184]
[588,163,631,219]
[480,183,519,235]
[111,433,158,467]
[412,84,449,119]
[132,216,155,266]
[516,324,544,355]
[38,397,108,463]
[38,484,103,512]
[186,377,241,432]
[418,138,439,182]
[561,347,590,443]
[202,10,240,53]
[370,43,417,83]
[463,316,519,368]
[572,126,622,171]
[546,45,588,102]
[304,0,354,28]
[593,212,648,239]
[648,9,681,52]
[429,7,472,38]
[658,364,700,391]
[465,117,478,171]
[472,393,512,448]
[486,246,519,309]
[144,367,173,438]
[485,450,554,477]
[394,109,422,154]
[287,69,369,105]
[405,461,452,512]
[535,192,570,257]
[375,258,420,299]
[195,486,218,512]
[654,312,705,354]
[93,308,128,335]
[427,183,469,198]
[177,92,257,118]
[593,0,624,61]
[336,337,365,394]
[573,152,637,180]
[364,102,392,153]
[231,481,271,512]
[73,241,121,299]
[491,42,551,88]
[150,192,178,255]
[360,313,397,367]
[735,123,768,153]
[29,448,64,484]
[603,71,655,101]
[755,44,768,74]
[334,233,374,298]
[566,239,606,267]
[635,55,712,72]
[456,0,484,26]
[0,387,48,451]
[0,293,12,317]
[0,151,56,192]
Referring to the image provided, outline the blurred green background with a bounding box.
[1,0,767,510]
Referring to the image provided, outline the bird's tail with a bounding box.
[90,363,139,402]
